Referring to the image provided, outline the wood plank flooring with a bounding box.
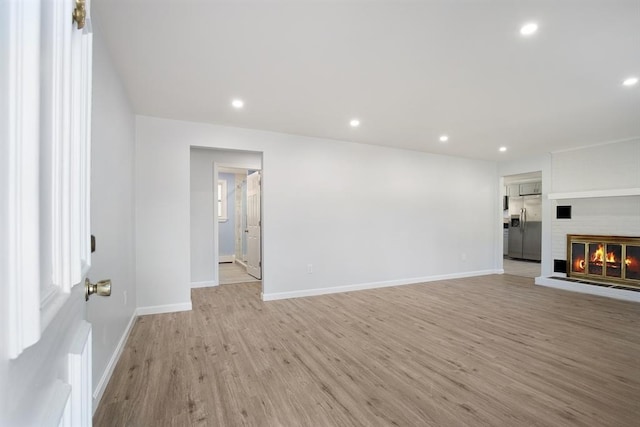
[94,275,640,426]
[503,258,541,278]
[219,262,259,285]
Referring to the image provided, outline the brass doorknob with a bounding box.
[85,278,111,301]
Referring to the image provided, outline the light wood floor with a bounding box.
[503,258,541,278]
[94,275,640,426]
[219,262,260,285]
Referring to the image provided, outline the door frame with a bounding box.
[499,170,546,276]
[245,170,262,280]
[213,163,263,289]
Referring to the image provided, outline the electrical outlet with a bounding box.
[123,290,127,305]
[307,264,313,274]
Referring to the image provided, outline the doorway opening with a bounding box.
[189,147,262,291]
[502,171,542,279]
[217,167,262,285]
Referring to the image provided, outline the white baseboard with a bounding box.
[235,259,247,268]
[535,276,640,303]
[92,310,137,414]
[262,269,499,301]
[191,280,218,288]
[219,255,235,263]
[136,302,193,316]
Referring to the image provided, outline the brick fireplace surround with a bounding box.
[538,195,640,302]
[531,138,640,302]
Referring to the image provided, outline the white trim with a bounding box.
[235,259,248,268]
[5,0,42,359]
[262,270,499,301]
[219,166,249,174]
[548,188,640,200]
[40,290,69,332]
[190,280,218,288]
[51,0,75,293]
[92,312,136,413]
[535,276,640,303]
[41,379,71,427]
[136,302,193,316]
[212,163,220,289]
[68,321,92,426]
[550,136,639,154]
[219,255,235,263]
[80,16,93,276]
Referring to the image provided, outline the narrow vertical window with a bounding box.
[218,180,228,221]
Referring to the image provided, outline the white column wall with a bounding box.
[88,29,137,410]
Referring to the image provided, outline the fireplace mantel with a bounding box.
[548,187,640,200]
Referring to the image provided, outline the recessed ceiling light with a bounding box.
[520,22,538,36]
[622,77,638,87]
[231,99,244,109]
[499,146,507,152]
[439,135,449,142]
[350,119,360,127]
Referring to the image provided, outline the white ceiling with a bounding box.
[93,0,640,161]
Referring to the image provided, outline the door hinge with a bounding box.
[259,261,262,267]
[259,220,261,227]
[72,0,87,30]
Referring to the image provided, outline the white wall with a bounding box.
[137,116,499,304]
[0,1,10,419]
[135,119,191,310]
[552,138,640,192]
[88,29,137,410]
[190,148,262,284]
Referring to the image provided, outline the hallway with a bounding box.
[219,262,260,285]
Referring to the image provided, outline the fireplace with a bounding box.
[567,235,640,289]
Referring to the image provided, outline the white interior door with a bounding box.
[246,171,262,279]
[1,0,95,425]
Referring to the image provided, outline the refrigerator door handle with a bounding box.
[523,207,527,230]
[519,208,524,232]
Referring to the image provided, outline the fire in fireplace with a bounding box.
[628,246,640,281]
[567,235,640,289]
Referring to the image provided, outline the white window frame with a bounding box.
[218,179,228,222]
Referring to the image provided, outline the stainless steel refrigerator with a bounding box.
[508,195,542,261]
